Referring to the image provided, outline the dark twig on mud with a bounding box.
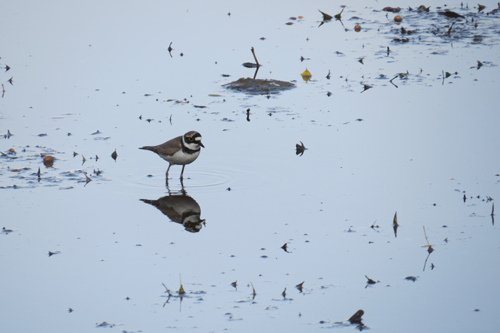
[251,47,260,67]
[241,47,261,79]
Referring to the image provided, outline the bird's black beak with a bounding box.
[199,142,205,148]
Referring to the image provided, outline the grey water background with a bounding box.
[1,0,500,332]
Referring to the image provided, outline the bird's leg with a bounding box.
[180,177,185,192]
[180,165,186,180]
[165,164,172,186]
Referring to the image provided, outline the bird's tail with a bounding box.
[139,146,156,152]
[140,198,158,207]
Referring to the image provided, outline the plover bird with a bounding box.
[140,131,204,180]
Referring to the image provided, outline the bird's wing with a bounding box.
[156,135,183,156]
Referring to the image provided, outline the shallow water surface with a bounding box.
[1,1,500,332]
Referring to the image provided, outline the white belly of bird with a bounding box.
[162,149,200,165]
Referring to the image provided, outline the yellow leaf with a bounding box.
[301,69,312,81]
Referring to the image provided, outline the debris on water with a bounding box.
[393,211,399,237]
[167,42,173,57]
[358,57,364,64]
[82,155,86,165]
[354,23,361,32]
[231,281,237,290]
[281,242,290,252]
[242,47,261,69]
[96,321,115,328]
[326,70,331,79]
[400,27,417,35]
[392,37,409,43]
[439,10,465,19]
[364,275,377,285]
[38,133,47,137]
[334,7,344,21]
[42,155,55,168]
[360,84,372,93]
[383,7,401,13]
[422,226,434,254]
[296,141,307,156]
[246,108,250,122]
[178,283,186,295]
[296,281,304,293]
[111,149,117,161]
[348,309,365,324]
[91,130,101,135]
[251,283,257,299]
[394,15,403,23]
[68,308,73,313]
[3,129,13,139]
[2,227,13,235]
[405,276,418,282]
[48,250,61,257]
[301,68,312,81]
[318,9,333,27]
[417,5,431,12]
[37,167,41,181]
[242,62,258,68]
[193,104,207,108]
[223,78,295,94]
[281,287,287,299]
[84,172,92,185]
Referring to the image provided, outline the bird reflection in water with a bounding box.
[140,187,205,233]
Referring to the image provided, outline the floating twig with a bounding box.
[281,287,287,299]
[295,141,307,156]
[422,226,434,254]
[168,42,173,57]
[393,211,399,237]
[348,309,364,324]
[250,282,257,299]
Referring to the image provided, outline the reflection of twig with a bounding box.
[392,212,399,237]
[252,66,260,80]
[1,84,4,98]
[422,251,432,271]
[168,42,173,57]
[389,75,399,88]
[421,226,434,270]
[491,203,495,226]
